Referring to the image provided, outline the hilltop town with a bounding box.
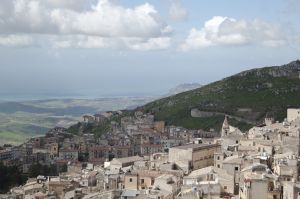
[1,108,300,199]
[1,0,300,198]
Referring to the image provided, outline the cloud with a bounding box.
[45,0,94,11]
[0,0,172,50]
[52,35,171,51]
[180,16,290,51]
[0,35,33,47]
[50,1,171,38]
[52,36,110,49]
[124,37,171,51]
[168,0,188,21]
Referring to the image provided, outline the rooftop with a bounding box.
[111,156,145,164]
[171,143,219,151]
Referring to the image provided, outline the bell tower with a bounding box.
[221,115,230,137]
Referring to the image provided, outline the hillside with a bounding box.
[167,83,202,96]
[136,60,300,131]
[68,60,300,135]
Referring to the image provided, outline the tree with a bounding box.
[0,163,27,193]
[28,163,58,178]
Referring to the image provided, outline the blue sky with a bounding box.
[0,0,299,99]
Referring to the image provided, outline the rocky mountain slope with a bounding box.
[136,60,300,131]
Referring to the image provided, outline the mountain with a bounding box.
[135,60,300,131]
[167,83,202,96]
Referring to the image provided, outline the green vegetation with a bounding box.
[67,112,132,136]
[67,60,300,134]
[0,97,154,145]
[0,163,27,193]
[0,112,69,145]
[137,61,300,131]
[0,131,31,145]
[28,163,58,178]
[68,121,111,136]
[0,163,62,193]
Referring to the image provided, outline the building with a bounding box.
[154,121,165,132]
[110,156,145,171]
[283,181,300,199]
[88,145,110,164]
[124,170,161,190]
[168,143,221,173]
[221,115,230,137]
[288,108,300,122]
[94,114,108,124]
[46,143,59,159]
[239,164,280,199]
[82,115,95,123]
[182,166,234,198]
[59,149,78,161]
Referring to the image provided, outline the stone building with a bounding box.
[182,166,234,197]
[59,148,78,161]
[168,143,221,173]
[288,108,300,122]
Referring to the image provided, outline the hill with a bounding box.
[68,60,300,135]
[167,83,202,96]
[136,60,300,131]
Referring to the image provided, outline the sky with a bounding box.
[0,0,300,99]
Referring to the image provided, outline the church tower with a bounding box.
[221,115,230,137]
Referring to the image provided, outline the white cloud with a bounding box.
[50,1,171,38]
[180,16,290,51]
[52,35,119,49]
[0,35,33,47]
[45,0,94,11]
[52,35,171,51]
[168,0,188,21]
[124,37,171,51]
[0,0,172,50]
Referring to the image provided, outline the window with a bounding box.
[235,166,239,171]
[217,164,220,168]
[236,140,239,144]
[217,156,220,160]
[224,186,227,190]
[129,178,132,182]
[141,179,144,183]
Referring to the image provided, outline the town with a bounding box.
[1,108,300,199]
